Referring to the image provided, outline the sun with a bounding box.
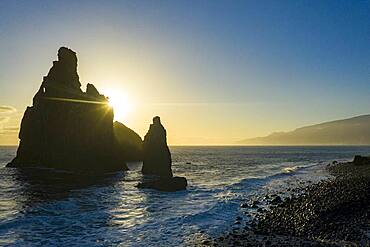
[101,88,133,122]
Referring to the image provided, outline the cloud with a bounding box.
[0,126,19,136]
[0,117,11,132]
[0,106,17,129]
[0,106,19,140]
[3,127,19,131]
[0,106,16,113]
[0,116,10,123]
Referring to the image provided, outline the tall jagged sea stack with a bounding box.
[7,47,128,172]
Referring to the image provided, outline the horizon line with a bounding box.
[1,144,370,147]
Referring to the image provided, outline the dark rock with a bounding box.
[271,196,283,205]
[136,176,187,192]
[353,155,370,165]
[251,200,259,208]
[113,121,143,161]
[7,47,128,172]
[142,116,172,177]
[202,240,211,245]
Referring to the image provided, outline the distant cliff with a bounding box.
[239,115,370,145]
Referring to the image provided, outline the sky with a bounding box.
[0,0,369,145]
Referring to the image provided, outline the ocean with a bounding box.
[0,146,369,246]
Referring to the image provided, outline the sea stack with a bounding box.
[139,116,187,191]
[7,47,127,172]
[142,116,173,177]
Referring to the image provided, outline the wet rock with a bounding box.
[353,155,370,165]
[7,47,127,172]
[142,116,173,177]
[202,240,211,245]
[271,196,282,205]
[251,200,259,208]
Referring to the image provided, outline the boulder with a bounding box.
[7,47,128,172]
[271,195,283,205]
[136,176,187,192]
[142,116,172,177]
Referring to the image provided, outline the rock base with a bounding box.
[353,155,370,166]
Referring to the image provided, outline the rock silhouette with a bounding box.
[142,116,173,177]
[7,47,127,172]
[138,116,188,191]
[113,121,143,161]
[353,155,370,166]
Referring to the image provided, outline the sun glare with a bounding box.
[102,88,133,122]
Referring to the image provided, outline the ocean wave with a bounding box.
[1,146,369,246]
[226,162,322,191]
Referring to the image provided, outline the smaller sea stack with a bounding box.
[139,116,187,191]
[142,116,173,177]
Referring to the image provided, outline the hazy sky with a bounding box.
[0,0,369,145]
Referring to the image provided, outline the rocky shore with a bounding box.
[203,156,370,246]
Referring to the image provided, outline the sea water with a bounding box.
[0,146,369,246]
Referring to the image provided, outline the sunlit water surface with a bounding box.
[0,146,369,246]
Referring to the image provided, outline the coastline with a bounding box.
[1,146,370,246]
[205,157,370,246]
